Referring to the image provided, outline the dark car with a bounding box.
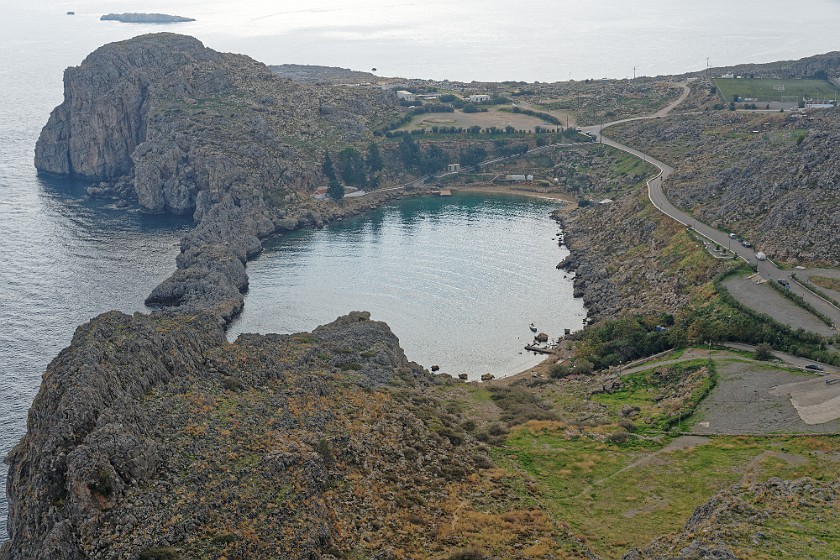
[805,363,825,371]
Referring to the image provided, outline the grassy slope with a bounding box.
[497,430,838,559]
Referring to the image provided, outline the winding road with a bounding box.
[580,85,840,332]
[375,85,839,334]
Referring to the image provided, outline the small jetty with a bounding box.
[525,344,555,355]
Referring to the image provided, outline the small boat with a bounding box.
[529,323,538,332]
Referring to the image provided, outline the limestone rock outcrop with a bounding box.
[34,34,226,186]
[1,311,496,559]
[34,33,402,318]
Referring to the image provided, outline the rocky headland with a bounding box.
[100,14,196,24]
[13,34,840,559]
[0,310,552,559]
[34,33,408,321]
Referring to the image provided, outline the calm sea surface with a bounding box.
[228,193,585,378]
[2,0,839,539]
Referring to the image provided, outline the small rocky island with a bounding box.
[100,13,195,24]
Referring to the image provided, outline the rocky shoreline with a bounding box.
[10,33,840,559]
[33,33,413,324]
[552,186,727,322]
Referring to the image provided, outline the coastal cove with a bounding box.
[229,192,586,379]
[4,1,840,553]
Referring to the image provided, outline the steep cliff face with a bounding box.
[34,33,403,319]
[35,33,397,217]
[34,34,226,185]
[2,312,516,559]
[3,310,226,560]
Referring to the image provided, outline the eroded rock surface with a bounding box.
[2,312,511,559]
[35,33,402,318]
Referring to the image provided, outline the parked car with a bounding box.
[805,364,825,371]
[741,240,752,248]
[729,233,737,239]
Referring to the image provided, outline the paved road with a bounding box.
[369,86,840,334]
[579,87,840,334]
[722,342,840,375]
[724,275,836,337]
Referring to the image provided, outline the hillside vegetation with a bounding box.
[609,99,840,266]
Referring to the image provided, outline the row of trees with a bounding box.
[322,142,384,200]
[383,126,564,139]
[398,135,449,174]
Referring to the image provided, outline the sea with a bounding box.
[2,0,839,539]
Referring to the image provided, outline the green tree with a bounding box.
[459,146,487,167]
[366,141,384,173]
[399,134,422,170]
[322,151,337,181]
[338,147,367,187]
[328,175,345,200]
[421,145,449,174]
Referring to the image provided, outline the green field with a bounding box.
[715,77,840,103]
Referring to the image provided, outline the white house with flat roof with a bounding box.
[468,94,490,103]
[396,90,416,101]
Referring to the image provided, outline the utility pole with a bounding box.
[706,57,710,82]
[633,66,636,80]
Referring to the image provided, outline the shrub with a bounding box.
[754,343,773,361]
[549,363,571,379]
[606,431,631,444]
[489,386,556,425]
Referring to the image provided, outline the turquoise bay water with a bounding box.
[3,0,840,540]
[228,193,586,378]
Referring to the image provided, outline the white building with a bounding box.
[447,163,461,172]
[396,90,416,101]
[468,94,490,103]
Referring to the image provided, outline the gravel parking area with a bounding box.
[691,357,840,434]
[723,275,835,337]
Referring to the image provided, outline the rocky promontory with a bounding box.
[34,33,404,320]
[100,13,196,24]
[0,311,510,559]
